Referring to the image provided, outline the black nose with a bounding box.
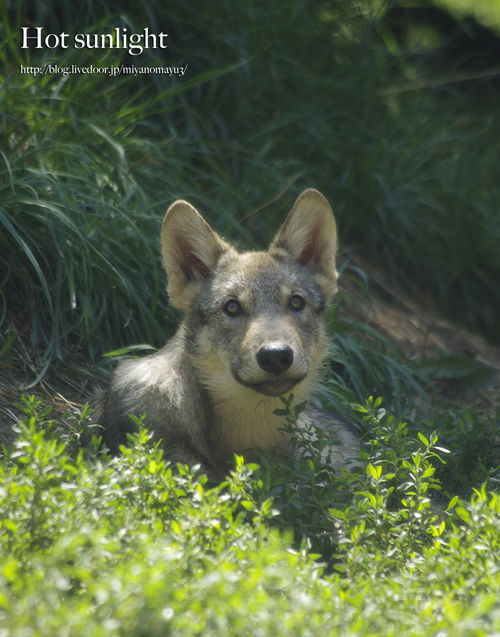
[257,343,294,375]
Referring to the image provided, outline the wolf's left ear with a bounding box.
[270,189,338,300]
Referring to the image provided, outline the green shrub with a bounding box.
[4,396,500,635]
[424,403,500,496]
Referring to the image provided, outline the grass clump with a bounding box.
[3,0,500,388]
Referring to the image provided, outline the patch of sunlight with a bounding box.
[433,0,500,34]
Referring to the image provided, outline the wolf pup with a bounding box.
[88,189,359,479]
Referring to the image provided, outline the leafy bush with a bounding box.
[424,403,500,496]
[3,396,500,635]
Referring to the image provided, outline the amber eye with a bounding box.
[289,295,305,311]
[223,299,241,316]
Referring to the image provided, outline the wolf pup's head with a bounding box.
[161,189,338,401]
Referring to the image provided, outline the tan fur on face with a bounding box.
[194,330,303,458]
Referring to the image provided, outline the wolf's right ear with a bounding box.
[161,201,232,311]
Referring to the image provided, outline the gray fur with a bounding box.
[85,189,360,479]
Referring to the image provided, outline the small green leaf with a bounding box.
[418,432,429,446]
[273,409,288,417]
[446,495,459,511]
[171,520,181,535]
[456,507,471,524]
[367,463,381,480]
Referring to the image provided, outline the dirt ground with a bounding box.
[339,253,500,415]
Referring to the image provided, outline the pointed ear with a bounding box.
[161,200,232,310]
[270,189,339,300]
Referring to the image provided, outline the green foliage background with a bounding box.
[2,0,500,379]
